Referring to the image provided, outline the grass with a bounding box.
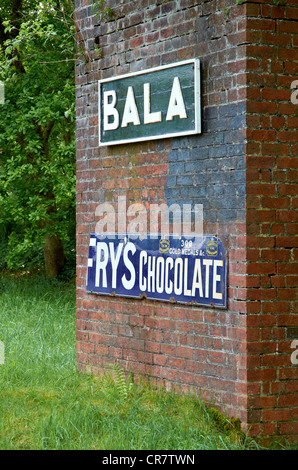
[0,274,287,450]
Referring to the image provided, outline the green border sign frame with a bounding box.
[98,59,201,146]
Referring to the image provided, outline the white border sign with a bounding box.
[98,59,201,146]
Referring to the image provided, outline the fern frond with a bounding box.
[108,363,133,400]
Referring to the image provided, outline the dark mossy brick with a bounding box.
[203,106,218,120]
[226,169,246,184]
[236,183,246,198]
[164,187,182,200]
[223,183,239,201]
[217,209,238,221]
[209,145,227,158]
[211,196,229,210]
[161,1,176,15]
[194,16,209,41]
[236,157,246,171]
[207,118,229,132]
[199,131,224,145]
[182,199,197,208]
[171,135,197,150]
[192,196,210,209]
[195,172,211,185]
[227,115,246,130]
[227,144,245,157]
[188,185,207,198]
[204,209,217,223]
[207,171,230,185]
[287,327,298,339]
[180,186,191,198]
[219,103,238,117]
[166,175,177,187]
[201,159,220,172]
[185,160,198,172]
[177,148,192,161]
[168,161,185,175]
[237,101,246,115]
[168,151,178,162]
[207,183,225,199]
[177,174,194,186]
[223,130,240,144]
[188,147,209,161]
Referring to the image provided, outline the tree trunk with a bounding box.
[43,233,66,278]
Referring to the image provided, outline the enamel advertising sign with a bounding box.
[86,234,227,308]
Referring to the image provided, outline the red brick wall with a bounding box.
[245,1,298,442]
[75,0,297,442]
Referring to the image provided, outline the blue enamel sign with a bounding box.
[86,234,227,308]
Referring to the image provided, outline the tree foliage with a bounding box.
[0,0,76,277]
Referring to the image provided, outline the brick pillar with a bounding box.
[245,1,298,442]
[75,0,297,443]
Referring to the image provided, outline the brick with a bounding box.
[261,196,290,209]
[246,100,277,114]
[247,184,276,196]
[246,129,276,142]
[263,409,292,422]
[276,236,298,248]
[262,301,291,314]
[246,156,275,169]
[277,263,298,275]
[262,32,291,46]
[260,249,291,262]
[262,88,290,101]
[245,3,260,17]
[277,131,298,142]
[262,143,289,156]
[277,210,298,223]
[277,20,297,34]
[247,18,276,31]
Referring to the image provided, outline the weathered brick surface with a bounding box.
[75,0,297,442]
[245,1,298,442]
